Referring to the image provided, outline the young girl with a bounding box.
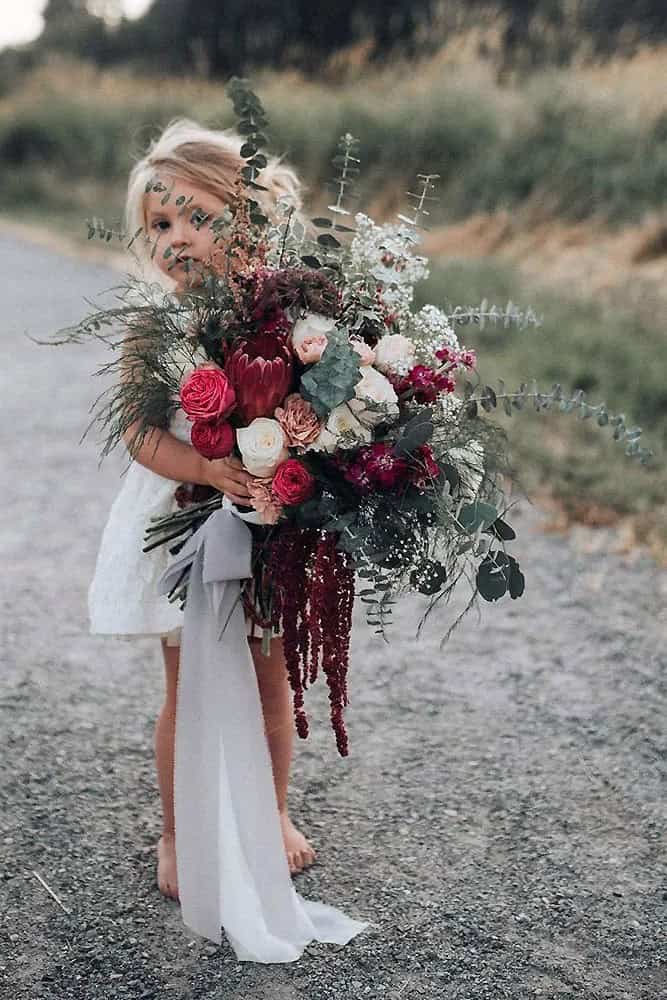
[87,120,318,901]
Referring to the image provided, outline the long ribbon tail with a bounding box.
[157,508,371,962]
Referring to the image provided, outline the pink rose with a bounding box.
[290,313,335,364]
[294,334,328,364]
[271,459,316,505]
[350,337,376,366]
[274,393,322,448]
[247,477,283,524]
[180,363,236,422]
[190,420,235,460]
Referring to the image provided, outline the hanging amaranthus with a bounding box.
[265,526,355,757]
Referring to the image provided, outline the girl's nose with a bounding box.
[171,231,191,249]
[170,221,192,248]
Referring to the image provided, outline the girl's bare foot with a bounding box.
[279,810,317,875]
[157,833,179,900]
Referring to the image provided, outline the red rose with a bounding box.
[191,420,235,460]
[180,364,236,422]
[271,459,316,505]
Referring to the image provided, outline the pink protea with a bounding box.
[225,332,294,423]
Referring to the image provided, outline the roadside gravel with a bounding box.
[1,231,665,1000]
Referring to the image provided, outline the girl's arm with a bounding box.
[123,421,253,506]
[119,332,252,504]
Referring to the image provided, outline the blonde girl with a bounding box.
[88,119,316,900]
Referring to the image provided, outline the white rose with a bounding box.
[374,333,416,375]
[306,426,339,454]
[307,403,373,452]
[351,366,399,426]
[291,312,337,364]
[237,418,288,477]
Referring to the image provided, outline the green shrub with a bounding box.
[416,258,667,517]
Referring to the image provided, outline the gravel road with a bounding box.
[1,229,665,1000]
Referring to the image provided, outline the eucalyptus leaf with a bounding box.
[458,500,498,534]
[299,327,363,418]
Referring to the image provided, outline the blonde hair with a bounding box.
[125,118,304,277]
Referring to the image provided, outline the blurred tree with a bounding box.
[10,0,667,78]
[121,0,438,75]
[41,0,112,60]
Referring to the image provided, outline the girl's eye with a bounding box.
[191,210,209,227]
[152,220,170,232]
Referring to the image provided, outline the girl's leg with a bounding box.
[249,635,316,874]
[155,637,180,899]
[154,632,315,900]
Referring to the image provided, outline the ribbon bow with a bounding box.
[158,506,369,962]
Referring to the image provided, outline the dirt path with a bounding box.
[1,230,665,999]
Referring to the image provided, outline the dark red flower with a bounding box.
[190,420,235,460]
[271,459,316,505]
[410,443,440,488]
[342,457,373,494]
[225,333,294,422]
[364,442,410,490]
[397,364,456,403]
[343,442,410,492]
[435,345,477,369]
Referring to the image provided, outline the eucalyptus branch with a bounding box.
[398,172,440,231]
[463,379,653,463]
[447,300,542,330]
[226,76,271,225]
[327,133,361,220]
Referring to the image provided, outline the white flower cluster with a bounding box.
[348,213,429,319]
[410,304,460,363]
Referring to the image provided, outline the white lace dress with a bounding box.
[88,407,195,646]
[89,405,269,645]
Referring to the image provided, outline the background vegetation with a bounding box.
[1,3,665,555]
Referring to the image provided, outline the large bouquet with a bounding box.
[48,81,651,756]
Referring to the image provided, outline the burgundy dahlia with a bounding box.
[396,364,456,403]
[225,332,294,422]
[363,442,410,491]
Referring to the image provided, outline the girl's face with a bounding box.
[144,175,231,287]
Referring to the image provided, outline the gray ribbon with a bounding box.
[157,507,370,962]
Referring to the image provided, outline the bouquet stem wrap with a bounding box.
[157,506,369,961]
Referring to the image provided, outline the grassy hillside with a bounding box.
[1,51,667,235]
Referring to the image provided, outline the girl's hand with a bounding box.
[201,455,253,506]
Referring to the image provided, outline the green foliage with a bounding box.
[459,100,667,223]
[299,327,363,417]
[418,257,667,529]
[393,409,435,456]
[476,550,525,602]
[4,81,666,229]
